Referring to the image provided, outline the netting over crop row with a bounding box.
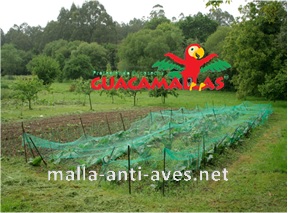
[22,102,272,172]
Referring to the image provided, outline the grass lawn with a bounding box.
[1,79,287,212]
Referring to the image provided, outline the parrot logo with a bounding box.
[152,43,231,91]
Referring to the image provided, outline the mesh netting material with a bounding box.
[23,102,272,172]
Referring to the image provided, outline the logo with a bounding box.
[91,44,231,91]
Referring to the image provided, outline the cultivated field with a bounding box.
[1,77,287,212]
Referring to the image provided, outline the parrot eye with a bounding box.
[190,48,194,51]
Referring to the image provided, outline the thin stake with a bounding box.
[105,115,112,135]
[202,135,206,168]
[197,139,200,171]
[29,137,47,166]
[162,148,166,196]
[120,113,126,131]
[150,110,152,124]
[21,122,28,163]
[181,108,185,123]
[128,145,131,194]
[79,117,87,138]
[160,110,165,121]
[169,122,172,144]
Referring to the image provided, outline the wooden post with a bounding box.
[169,122,172,144]
[162,148,166,196]
[197,139,200,171]
[119,113,126,131]
[213,108,216,119]
[29,137,47,166]
[202,135,206,168]
[21,122,28,163]
[160,110,165,121]
[79,117,87,138]
[105,115,112,135]
[128,145,131,194]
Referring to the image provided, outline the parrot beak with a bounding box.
[195,47,204,59]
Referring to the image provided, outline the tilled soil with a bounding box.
[1,107,167,157]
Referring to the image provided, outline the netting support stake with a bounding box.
[22,123,36,158]
[169,122,172,144]
[29,136,47,166]
[128,145,131,195]
[105,115,112,135]
[79,117,87,138]
[202,135,206,168]
[120,113,126,131]
[162,148,166,196]
[197,138,200,172]
[160,110,164,121]
[21,122,28,163]
[181,108,184,122]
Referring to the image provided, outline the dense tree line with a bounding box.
[1,0,286,100]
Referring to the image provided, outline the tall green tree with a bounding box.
[115,18,146,42]
[118,22,184,71]
[1,28,5,46]
[222,1,287,99]
[5,23,33,52]
[145,4,170,30]
[27,55,60,85]
[177,12,219,43]
[205,26,231,57]
[72,42,108,71]
[63,54,93,80]
[1,44,27,75]
[207,8,235,26]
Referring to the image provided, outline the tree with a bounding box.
[13,77,44,110]
[41,21,61,47]
[75,77,94,110]
[145,4,170,30]
[27,55,60,85]
[222,1,287,99]
[149,75,179,104]
[1,28,5,46]
[205,26,232,57]
[5,23,33,51]
[1,44,28,75]
[104,43,118,71]
[120,76,143,106]
[72,42,108,71]
[118,22,184,71]
[43,40,82,74]
[100,88,121,104]
[115,18,146,42]
[177,12,219,43]
[63,54,93,80]
[206,0,231,9]
[207,8,235,26]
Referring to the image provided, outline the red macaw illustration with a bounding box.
[164,44,218,85]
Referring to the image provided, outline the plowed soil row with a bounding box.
[1,107,166,157]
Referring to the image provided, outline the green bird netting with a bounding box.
[22,102,272,172]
